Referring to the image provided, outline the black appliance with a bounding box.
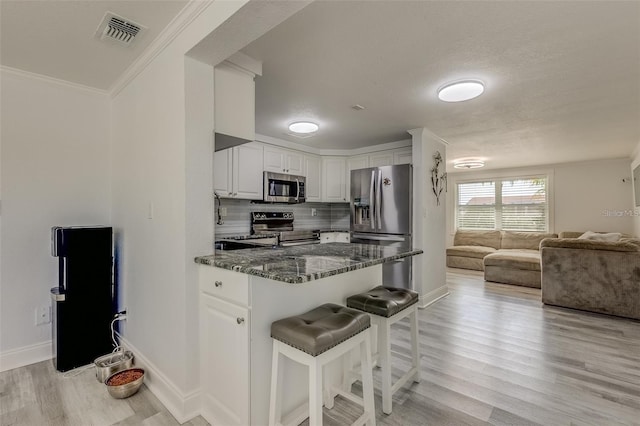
[251,212,319,246]
[50,226,114,372]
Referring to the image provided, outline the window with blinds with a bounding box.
[456,177,548,232]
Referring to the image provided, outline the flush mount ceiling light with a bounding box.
[453,159,485,169]
[437,80,485,102]
[288,121,319,134]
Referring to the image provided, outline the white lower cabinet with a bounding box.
[320,232,336,243]
[320,232,351,243]
[335,232,351,243]
[200,271,250,426]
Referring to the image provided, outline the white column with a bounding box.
[409,128,449,308]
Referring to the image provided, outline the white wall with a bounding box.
[446,157,634,244]
[0,69,111,370]
[632,141,640,236]
[410,128,448,307]
[109,1,252,419]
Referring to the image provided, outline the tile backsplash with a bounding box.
[214,198,350,235]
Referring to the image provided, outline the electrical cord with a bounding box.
[110,313,127,353]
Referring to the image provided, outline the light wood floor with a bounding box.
[2,270,639,425]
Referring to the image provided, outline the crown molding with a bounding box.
[109,0,213,97]
[0,66,109,96]
[256,133,411,156]
[632,140,640,163]
[407,127,449,145]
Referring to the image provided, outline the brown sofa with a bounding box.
[540,237,640,320]
[446,230,558,288]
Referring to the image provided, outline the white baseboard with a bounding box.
[418,285,449,309]
[118,336,201,424]
[0,340,52,373]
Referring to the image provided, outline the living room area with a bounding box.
[445,156,640,318]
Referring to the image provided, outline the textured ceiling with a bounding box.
[0,0,188,90]
[242,1,640,170]
[1,1,638,171]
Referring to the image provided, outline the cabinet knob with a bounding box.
[215,281,222,287]
[236,317,245,325]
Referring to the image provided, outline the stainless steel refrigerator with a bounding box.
[350,164,413,287]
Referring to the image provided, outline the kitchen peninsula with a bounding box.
[195,242,423,426]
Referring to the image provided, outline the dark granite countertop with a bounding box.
[195,243,423,284]
[215,233,279,241]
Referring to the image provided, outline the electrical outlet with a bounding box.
[311,208,317,217]
[220,207,227,217]
[35,306,51,325]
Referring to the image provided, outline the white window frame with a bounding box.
[453,171,554,233]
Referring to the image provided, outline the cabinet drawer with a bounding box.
[200,266,250,306]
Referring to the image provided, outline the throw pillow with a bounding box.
[577,231,622,242]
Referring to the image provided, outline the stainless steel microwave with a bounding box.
[263,172,306,203]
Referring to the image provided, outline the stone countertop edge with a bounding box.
[194,248,423,284]
[215,233,279,240]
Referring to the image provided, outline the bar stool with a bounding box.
[346,286,420,414]
[269,303,376,426]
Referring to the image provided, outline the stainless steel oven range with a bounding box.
[251,212,319,246]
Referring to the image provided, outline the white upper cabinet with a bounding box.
[213,53,262,147]
[347,155,370,171]
[214,142,264,200]
[393,148,413,165]
[213,148,233,197]
[263,145,305,175]
[214,64,256,143]
[304,154,322,202]
[322,157,347,202]
[369,151,394,167]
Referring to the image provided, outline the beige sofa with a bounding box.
[540,236,640,320]
[446,230,558,288]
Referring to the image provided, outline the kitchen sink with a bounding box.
[214,240,263,251]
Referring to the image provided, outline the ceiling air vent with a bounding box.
[95,12,146,47]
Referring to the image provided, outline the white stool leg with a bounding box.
[309,358,323,426]
[360,330,376,426]
[410,308,421,383]
[324,358,335,409]
[269,342,283,426]
[378,318,393,415]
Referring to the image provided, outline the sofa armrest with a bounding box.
[540,237,640,252]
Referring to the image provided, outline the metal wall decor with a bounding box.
[431,151,447,205]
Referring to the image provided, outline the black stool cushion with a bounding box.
[346,286,419,318]
[271,303,370,356]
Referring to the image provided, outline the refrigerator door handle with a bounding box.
[369,170,376,230]
[376,170,382,230]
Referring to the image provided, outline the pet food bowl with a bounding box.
[105,368,145,399]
